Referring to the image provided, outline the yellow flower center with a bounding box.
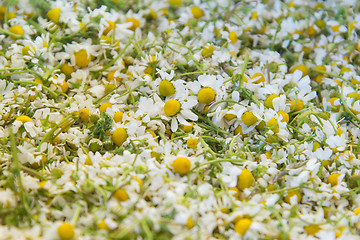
[251,72,265,84]
[234,218,252,236]
[60,80,68,93]
[181,123,193,132]
[103,21,115,36]
[229,31,238,44]
[22,46,35,56]
[290,99,305,112]
[191,7,204,19]
[164,99,181,117]
[74,49,92,68]
[57,222,75,240]
[278,110,289,123]
[159,80,176,97]
[126,17,140,31]
[290,64,309,76]
[284,190,302,204]
[202,45,215,58]
[264,94,279,109]
[114,111,124,123]
[237,169,254,190]
[241,111,257,126]
[61,63,75,76]
[113,188,129,201]
[112,128,128,146]
[99,103,112,113]
[9,25,24,38]
[267,117,279,133]
[224,113,237,121]
[186,217,194,229]
[173,157,191,174]
[47,8,61,23]
[79,108,89,122]
[328,173,341,186]
[186,138,198,149]
[169,0,182,7]
[16,115,33,123]
[107,71,121,82]
[97,219,110,230]
[197,87,216,104]
[304,225,321,236]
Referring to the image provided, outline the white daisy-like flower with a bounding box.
[162,95,198,132]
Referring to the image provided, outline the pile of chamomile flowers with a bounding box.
[1,0,360,239]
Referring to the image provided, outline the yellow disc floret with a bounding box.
[197,87,216,104]
[202,45,214,57]
[173,157,191,174]
[61,63,75,76]
[114,111,123,123]
[241,111,258,126]
[182,123,193,132]
[229,31,238,44]
[278,110,289,123]
[22,46,35,56]
[169,0,182,7]
[47,8,60,23]
[267,117,279,133]
[290,64,309,76]
[112,128,128,146]
[79,108,89,122]
[234,218,252,236]
[126,18,140,31]
[99,103,112,113]
[74,49,92,68]
[57,222,75,240]
[264,94,279,109]
[113,188,129,201]
[186,218,194,229]
[191,7,204,19]
[97,219,110,230]
[9,25,24,39]
[328,173,341,186]
[229,187,240,198]
[251,72,265,84]
[16,115,33,123]
[164,99,181,117]
[103,21,115,36]
[186,138,198,149]
[304,224,321,236]
[107,71,121,82]
[353,207,360,215]
[224,113,237,121]
[284,190,302,204]
[237,169,254,190]
[159,80,176,96]
[290,99,305,112]
[60,80,68,93]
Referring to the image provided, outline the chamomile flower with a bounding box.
[162,95,198,132]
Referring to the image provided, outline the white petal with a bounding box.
[171,118,178,132]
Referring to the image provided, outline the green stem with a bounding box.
[0,28,23,39]
[36,115,73,151]
[21,165,46,180]
[43,63,63,80]
[174,69,215,78]
[70,204,82,226]
[313,69,355,89]
[13,81,58,98]
[198,136,217,159]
